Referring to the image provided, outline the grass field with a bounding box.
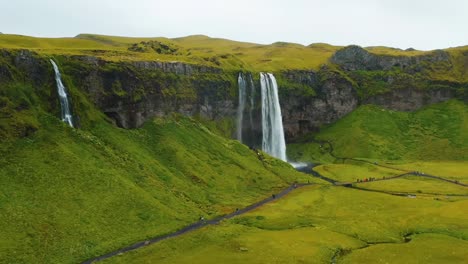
[386,161,468,184]
[103,224,364,264]
[314,163,403,183]
[341,233,468,264]
[1,33,467,74]
[103,184,468,263]
[358,175,468,196]
[310,161,468,196]
[0,33,340,71]
[0,112,313,263]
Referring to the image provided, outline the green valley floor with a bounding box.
[98,161,468,264]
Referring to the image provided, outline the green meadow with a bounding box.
[99,98,468,264]
[103,183,468,264]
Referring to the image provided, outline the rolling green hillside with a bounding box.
[0,34,340,71]
[288,100,468,162]
[0,58,311,263]
[0,112,312,263]
[1,33,467,74]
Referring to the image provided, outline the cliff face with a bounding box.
[57,55,236,129]
[365,87,455,111]
[1,46,466,143]
[330,45,452,72]
[279,69,358,140]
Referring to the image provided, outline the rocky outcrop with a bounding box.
[1,49,51,86]
[331,45,452,72]
[279,69,359,140]
[365,87,455,111]
[66,56,233,128]
[0,47,465,143]
[131,61,221,75]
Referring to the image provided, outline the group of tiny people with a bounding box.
[356,176,381,182]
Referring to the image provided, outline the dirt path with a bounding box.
[81,183,311,264]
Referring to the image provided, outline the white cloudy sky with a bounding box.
[1,0,467,50]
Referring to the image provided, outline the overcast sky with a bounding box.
[1,0,467,50]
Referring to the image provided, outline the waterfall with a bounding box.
[248,74,255,134]
[236,73,247,141]
[260,73,287,161]
[50,59,74,127]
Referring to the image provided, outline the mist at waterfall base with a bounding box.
[50,59,74,127]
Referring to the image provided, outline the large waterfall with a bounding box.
[50,59,74,127]
[260,73,287,161]
[235,72,287,161]
[236,73,247,141]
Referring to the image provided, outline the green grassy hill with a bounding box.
[288,100,468,162]
[0,33,340,71]
[0,59,312,263]
[0,112,312,263]
[2,33,467,74]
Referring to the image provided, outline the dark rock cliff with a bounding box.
[1,47,466,143]
[58,55,236,129]
[279,69,359,140]
[331,45,452,72]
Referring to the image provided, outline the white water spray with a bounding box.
[236,73,247,141]
[260,73,287,161]
[50,59,73,127]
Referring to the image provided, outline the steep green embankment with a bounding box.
[0,114,308,264]
[0,57,309,263]
[288,100,468,162]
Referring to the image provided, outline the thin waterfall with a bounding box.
[260,73,287,161]
[236,73,247,141]
[50,59,74,127]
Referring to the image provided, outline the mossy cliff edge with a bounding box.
[1,34,467,143]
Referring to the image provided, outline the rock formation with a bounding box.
[1,45,466,143]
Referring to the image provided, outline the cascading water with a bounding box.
[260,73,287,161]
[248,74,255,133]
[236,73,247,141]
[50,59,74,127]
